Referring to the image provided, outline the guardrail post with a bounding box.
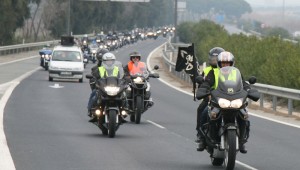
[272,96,277,111]
[288,99,293,115]
[260,93,264,108]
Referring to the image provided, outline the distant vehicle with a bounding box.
[39,46,52,70]
[48,36,84,83]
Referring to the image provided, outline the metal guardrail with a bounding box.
[162,41,300,115]
[0,33,94,56]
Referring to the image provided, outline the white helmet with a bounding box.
[102,52,116,68]
[102,52,116,61]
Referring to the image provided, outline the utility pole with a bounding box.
[174,0,178,43]
[67,0,71,35]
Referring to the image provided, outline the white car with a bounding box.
[48,45,84,82]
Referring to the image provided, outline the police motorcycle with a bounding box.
[39,45,52,70]
[196,66,260,170]
[127,64,159,124]
[85,64,128,138]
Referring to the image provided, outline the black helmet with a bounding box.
[129,51,141,61]
[97,48,109,61]
[209,47,225,67]
[217,51,235,68]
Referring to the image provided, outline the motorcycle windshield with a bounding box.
[129,62,149,78]
[102,62,124,79]
[216,66,243,95]
[39,49,52,55]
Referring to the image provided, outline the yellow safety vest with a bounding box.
[203,66,219,89]
[98,66,119,78]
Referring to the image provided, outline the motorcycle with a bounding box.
[86,74,128,138]
[39,48,52,70]
[196,66,260,170]
[127,64,159,124]
[89,44,98,64]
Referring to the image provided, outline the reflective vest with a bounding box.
[203,66,219,89]
[98,66,119,78]
[216,68,238,89]
[127,61,146,75]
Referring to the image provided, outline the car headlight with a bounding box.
[133,77,144,84]
[104,86,120,96]
[218,98,243,108]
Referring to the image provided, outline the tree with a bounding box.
[0,0,31,45]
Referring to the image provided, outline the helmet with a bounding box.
[97,48,109,61]
[217,51,235,68]
[102,52,116,68]
[209,47,225,67]
[129,51,141,61]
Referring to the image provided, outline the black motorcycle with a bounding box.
[197,66,260,170]
[127,64,159,124]
[86,74,128,138]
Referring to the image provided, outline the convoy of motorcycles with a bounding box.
[37,26,259,169]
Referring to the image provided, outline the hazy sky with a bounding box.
[245,0,300,7]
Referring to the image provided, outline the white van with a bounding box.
[48,45,84,82]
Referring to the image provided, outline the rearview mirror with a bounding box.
[248,76,257,85]
[86,74,93,79]
[195,76,204,84]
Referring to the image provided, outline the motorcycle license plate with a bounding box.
[60,72,72,75]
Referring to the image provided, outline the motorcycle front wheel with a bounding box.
[108,110,117,138]
[224,130,237,170]
[135,96,143,124]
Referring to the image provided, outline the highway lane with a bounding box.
[3,37,300,170]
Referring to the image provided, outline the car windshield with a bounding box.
[216,66,243,95]
[129,61,149,77]
[52,51,81,62]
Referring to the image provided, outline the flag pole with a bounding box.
[192,43,197,101]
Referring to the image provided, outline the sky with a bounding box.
[245,0,300,7]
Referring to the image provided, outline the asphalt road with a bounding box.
[3,37,300,170]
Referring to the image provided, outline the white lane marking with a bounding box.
[147,43,258,170]
[147,120,166,129]
[0,55,39,66]
[0,67,40,170]
[236,161,259,170]
[49,83,64,88]
[0,82,18,170]
[248,112,300,129]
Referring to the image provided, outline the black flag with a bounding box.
[175,43,200,100]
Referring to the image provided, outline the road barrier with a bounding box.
[162,41,300,115]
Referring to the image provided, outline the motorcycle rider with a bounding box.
[196,51,251,154]
[195,47,225,143]
[87,52,125,122]
[123,51,153,108]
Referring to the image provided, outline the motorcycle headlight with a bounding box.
[218,98,243,108]
[100,45,103,48]
[45,54,49,60]
[42,55,45,58]
[218,98,231,108]
[133,77,144,84]
[92,50,96,53]
[230,99,243,108]
[104,86,120,96]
